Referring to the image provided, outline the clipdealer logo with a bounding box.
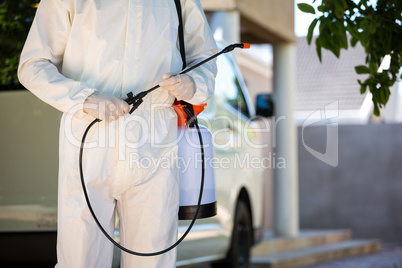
[301,101,339,167]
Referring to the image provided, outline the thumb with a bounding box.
[163,72,175,80]
[160,74,181,87]
[121,100,130,114]
[163,73,172,80]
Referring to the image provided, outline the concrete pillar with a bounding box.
[209,11,240,44]
[273,43,299,237]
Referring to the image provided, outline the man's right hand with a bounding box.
[83,93,130,123]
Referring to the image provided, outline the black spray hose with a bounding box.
[79,43,249,256]
[79,107,204,256]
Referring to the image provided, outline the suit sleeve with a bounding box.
[18,0,96,114]
[182,0,218,105]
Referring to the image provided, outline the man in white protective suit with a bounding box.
[18,0,217,267]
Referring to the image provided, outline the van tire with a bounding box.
[212,200,252,268]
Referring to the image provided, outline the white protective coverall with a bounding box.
[18,0,217,267]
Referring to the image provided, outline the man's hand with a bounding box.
[83,93,129,122]
[159,73,196,101]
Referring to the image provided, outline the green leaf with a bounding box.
[369,61,377,73]
[333,41,341,58]
[333,1,344,18]
[320,30,332,50]
[389,66,399,74]
[355,65,370,74]
[347,22,359,39]
[360,84,367,94]
[367,19,379,34]
[382,87,390,104]
[373,102,380,116]
[297,3,316,14]
[340,31,348,49]
[316,39,322,62]
[338,24,348,49]
[307,19,319,45]
[334,9,343,18]
[317,5,325,12]
[350,36,358,47]
[376,86,390,105]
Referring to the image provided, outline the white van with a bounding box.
[0,49,273,267]
[176,51,273,267]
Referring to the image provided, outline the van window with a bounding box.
[215,55,249,117]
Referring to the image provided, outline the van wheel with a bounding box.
[213,200,252,268]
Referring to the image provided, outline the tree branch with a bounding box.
[358,7,402,31]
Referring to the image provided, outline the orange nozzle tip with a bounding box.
[242,43,251,49]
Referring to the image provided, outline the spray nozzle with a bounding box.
[221,43,251,53]
[241,43,251,49]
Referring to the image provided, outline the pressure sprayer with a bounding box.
[79,43,250,256]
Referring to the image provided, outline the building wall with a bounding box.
[298,123,402,242]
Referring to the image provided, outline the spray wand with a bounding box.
[124,43,250,114]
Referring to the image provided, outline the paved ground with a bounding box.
[302,243,402,268]
[7,243,401,268]
[193,244,402,268]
